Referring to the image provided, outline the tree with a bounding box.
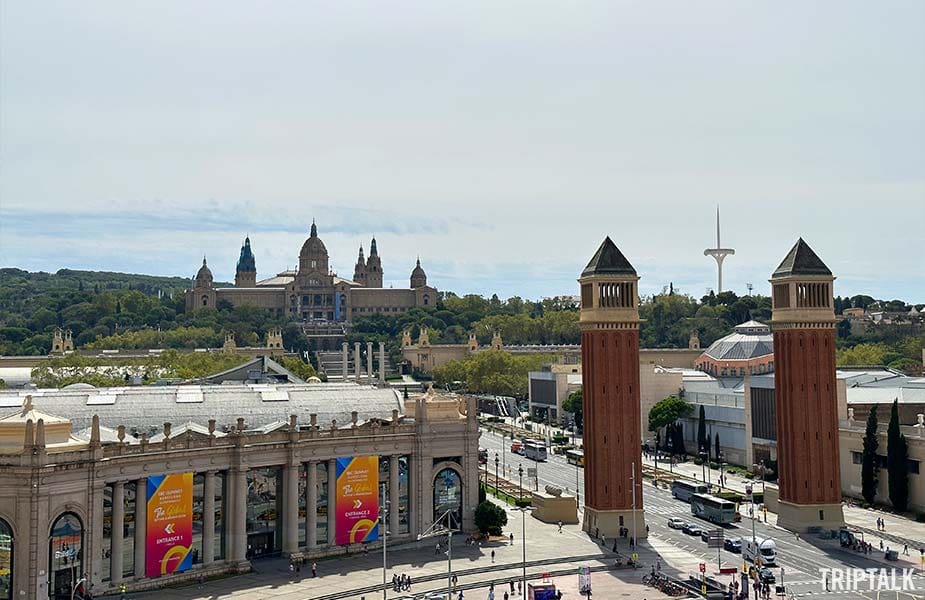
[562,389,583,432]
[648,396,693,432]
[697,405,707,456]
[474,500,508,535]
[887,399,910,511]
[714,432,721,462]
[861,406,879,504]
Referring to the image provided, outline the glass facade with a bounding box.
[433,468,462,530]
[49,513,83,600]
[0,518,12,600]
[191,474,205,564]
[214,471,226,560]
[298,465,308,546]
[246,467,282,558]
[123,482,136,577]
[398,455,410,535]
[315,462,328,544]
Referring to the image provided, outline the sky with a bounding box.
[1,1,923,302]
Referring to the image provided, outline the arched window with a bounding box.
[433,468,462,530]
[201,295,209,306]
[49,512,83,600]
[0,518,12,600]
[423,294,430,306]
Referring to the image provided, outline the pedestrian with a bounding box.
[407,575,413,590]
[289,562,294,575]
[510,532,514,545]
[904,544,909,555]
[656,558,661,572]
[198,573,204,588]
[558,520,563,533]
[119,583,127,600]
[436,542,442,554]
[488,590,495,600]
[880,540,884,551]
[517,581,522,596]
[491,549,496,563]
[312,561,317,578]
[458,592,463,600]
[611,539,617,553]
[504,592,509,600]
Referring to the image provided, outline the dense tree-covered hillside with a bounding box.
[0,269,921,375]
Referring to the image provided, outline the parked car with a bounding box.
[700,529,711,543]
[724,537,742,553]
[667,517,687,530]
[683,523,704,536]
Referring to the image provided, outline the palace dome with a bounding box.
[300,221,328,259]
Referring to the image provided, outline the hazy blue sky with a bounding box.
[2,1,923,301]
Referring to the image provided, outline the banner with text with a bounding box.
[335,456,379,545]
[146,472,193,577]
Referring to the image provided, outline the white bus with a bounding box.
[690,493,737,525]
[671,480,708,502]
[565,449,584,467]
[743,537,777,566]
[523,440,548,462]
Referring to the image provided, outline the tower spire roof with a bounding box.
[772,238,832,278]
[581,237,636,277]
[310,219,317,238]
[370,236,378,257]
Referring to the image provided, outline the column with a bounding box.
[229,467,248,562]
[379,342,386,385]
[327,459,337,545]
[366,341,374,382]
[202,471,216,565]
[111,481,124,583]
[134,477,146,578]
[342,342,349,381]
[389,456,400,536]
[307,461,318,548]
[282,462,300,555]
[354,342,362,382]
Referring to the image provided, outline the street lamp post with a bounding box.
[518,464,524,502]
[631,461,637,550]
[699,449,707,484]
[495,454,500,497]
[381,484,389,600]
[71,574,87,600]
[719,452,725,491]
[668,437,674,474]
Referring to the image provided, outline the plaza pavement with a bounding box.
[101,498,674,600]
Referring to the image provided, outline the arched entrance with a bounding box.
[433,468,462,530]
[0,518,12,600]
[48,513,83,600]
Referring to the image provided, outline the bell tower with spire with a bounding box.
[366,237,383,287]
[235,236,257,287]
[770,238,845,532]
[354,245,368,286]
[578,237,646,539]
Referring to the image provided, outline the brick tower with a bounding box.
[578,237,646,539]
[770,238,845,532]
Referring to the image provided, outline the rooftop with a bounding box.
[772,238,832,278]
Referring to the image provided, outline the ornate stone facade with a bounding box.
[185,222,437,322]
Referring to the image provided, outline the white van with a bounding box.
[743,537,777,566]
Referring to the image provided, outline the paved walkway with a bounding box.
[101,499,671,599]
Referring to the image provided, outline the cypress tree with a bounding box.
[861,406,879,504]
[714,432,721,462]
[673,422,686,457]
[887,399,910,511]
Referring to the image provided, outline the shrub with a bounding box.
[693,457,704,466]
[474,501,508,534]
[514,499,532,509]
[916,512,925,523]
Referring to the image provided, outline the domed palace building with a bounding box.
[186,221,437,347]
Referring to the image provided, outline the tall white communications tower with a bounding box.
[703,206,735,293]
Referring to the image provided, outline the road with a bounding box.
[479,427,925,599]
